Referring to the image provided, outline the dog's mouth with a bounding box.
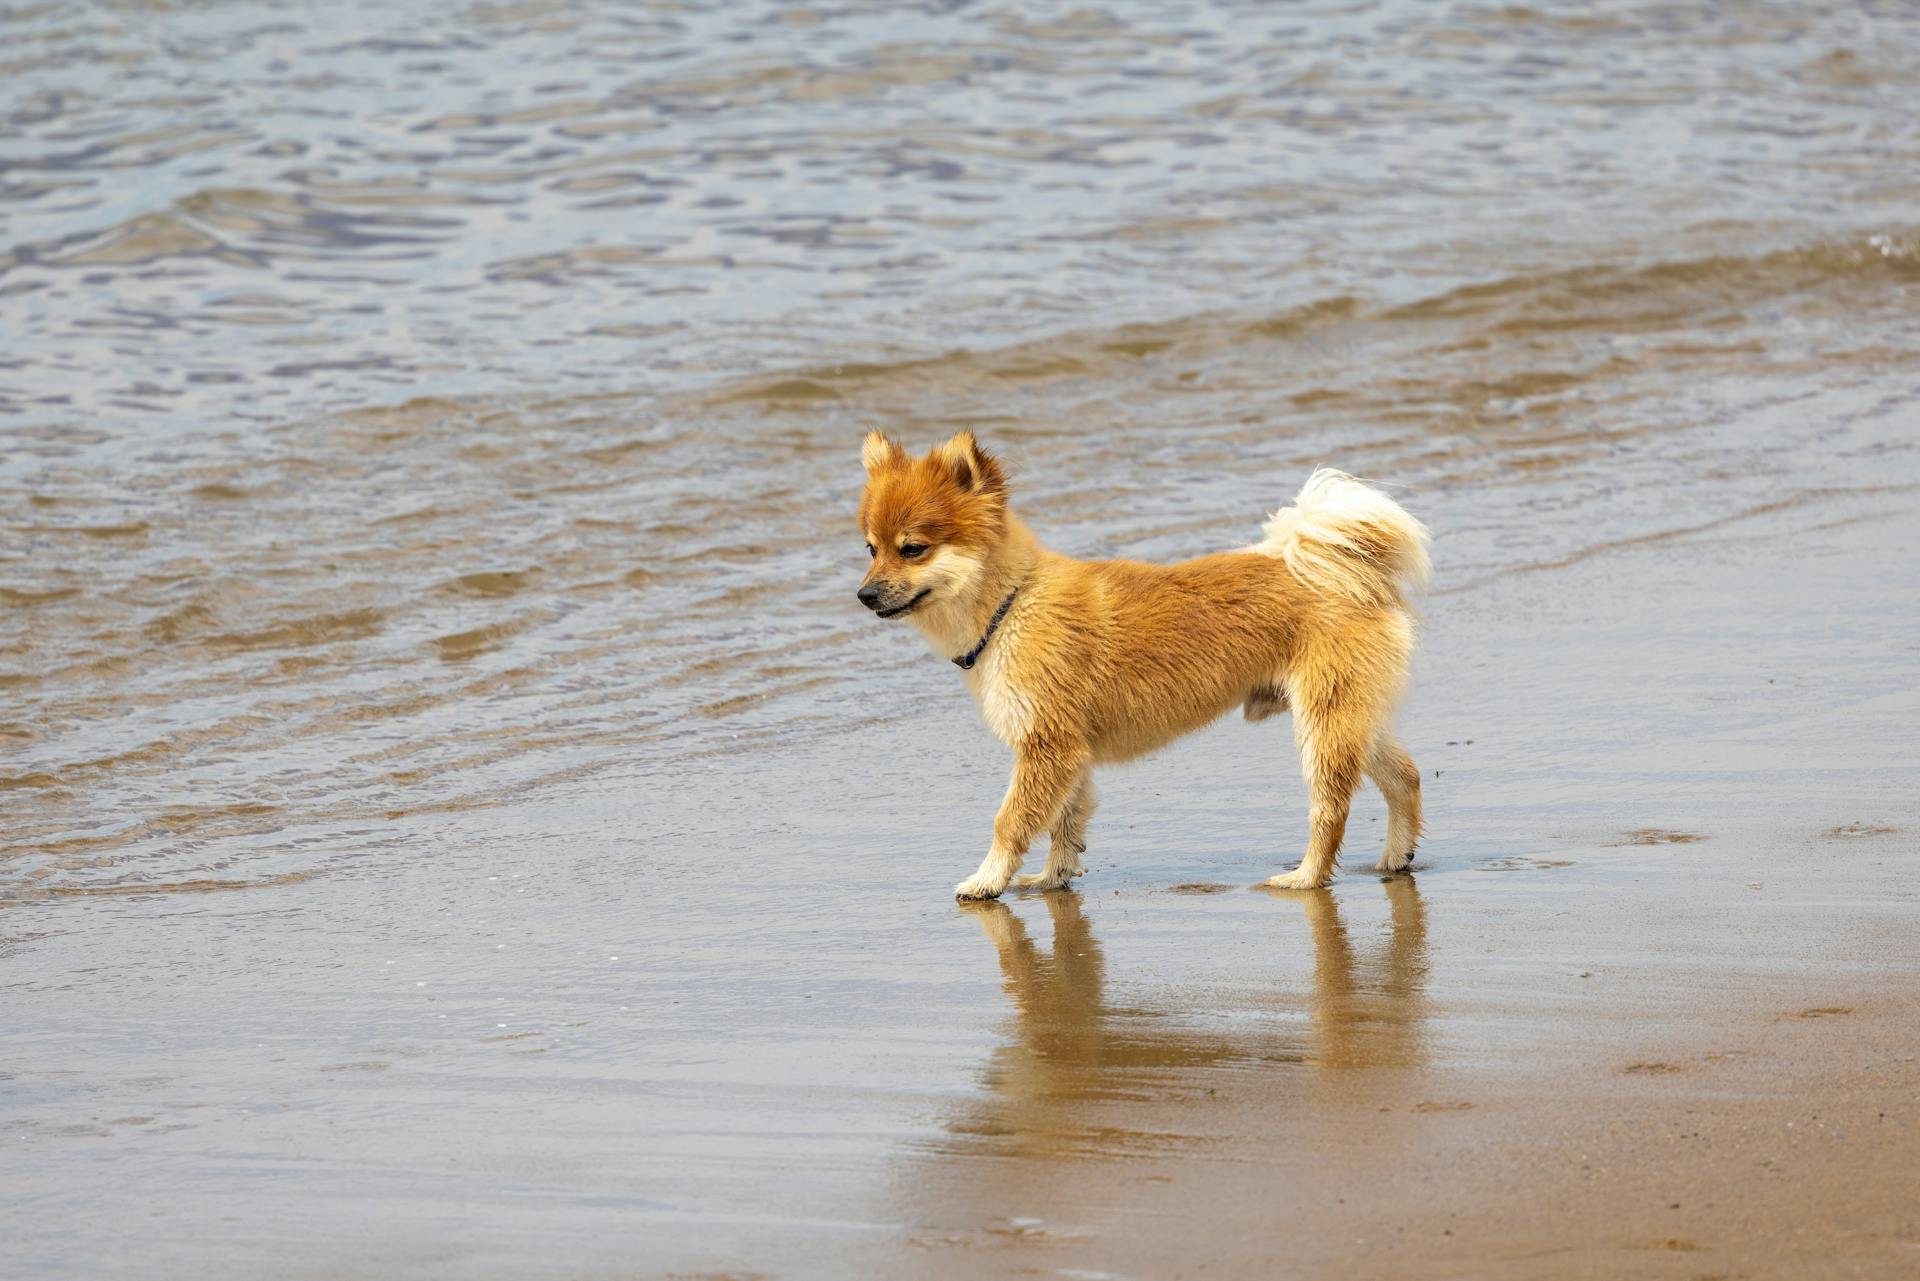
[876,588,932,619]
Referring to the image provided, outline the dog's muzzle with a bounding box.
[858,583,930,618]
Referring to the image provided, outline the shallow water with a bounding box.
[6,1,1920,890]
[5,0,1918,431]
[4,2,1920,1277]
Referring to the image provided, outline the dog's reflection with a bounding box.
[1258,876,1429,1070]
[948,878,1428,1156]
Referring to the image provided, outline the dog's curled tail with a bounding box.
[1255,469,1431,606]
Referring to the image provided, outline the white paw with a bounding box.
[1374,848,1415,873]
[1012,866,1082,891]
[954,874,1008,901]
[1265,867,1329,891]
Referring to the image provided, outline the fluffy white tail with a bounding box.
[1255,469,1431,605]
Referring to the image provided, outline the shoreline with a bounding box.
[8,444,1916,1279]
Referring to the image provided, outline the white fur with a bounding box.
[1255,468,1431,605]
[965,629,1037,745]
[901,546,988,656]
[899,547,1034,743]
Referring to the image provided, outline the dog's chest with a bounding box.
[964,648,1036,745]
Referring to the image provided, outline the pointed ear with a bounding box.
[861,430,905,475]
[934,430,1005,496]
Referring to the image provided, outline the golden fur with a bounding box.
[856,431,1430,899]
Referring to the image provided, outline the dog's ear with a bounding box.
[861,430,905,475]
[934,430,1005,497]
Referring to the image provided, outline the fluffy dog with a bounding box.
[855,431,1429,899]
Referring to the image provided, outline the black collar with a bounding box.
[953,588,1018,671]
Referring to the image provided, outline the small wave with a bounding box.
[689,231,1920,417]
[203,608,388,652]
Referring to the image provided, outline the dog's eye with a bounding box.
[900,542,927,559]
[865,542,875,558]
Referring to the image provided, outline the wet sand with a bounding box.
[750,476,1920,1280]
[7,433,1917,1278]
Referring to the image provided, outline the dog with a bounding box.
[855,431,1430,899]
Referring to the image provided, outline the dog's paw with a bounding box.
[954,874,1008,901]
[1012,867,1082,891]
[1265,867,1330,891]
[1374,847,1416,874]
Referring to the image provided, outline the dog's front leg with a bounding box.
[1013,768,1093,890]
[955,735,1089,901]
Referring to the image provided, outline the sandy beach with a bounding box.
[7,370,1916,1278]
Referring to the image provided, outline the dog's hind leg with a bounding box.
[1266,665,1373,892]
[1365,734,1421,873]
[1015,768,1094,891]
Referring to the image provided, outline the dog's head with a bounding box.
[855,430,1006,620]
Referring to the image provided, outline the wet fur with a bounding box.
[856,431,1430,898]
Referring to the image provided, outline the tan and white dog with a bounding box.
[855,431,1430,899]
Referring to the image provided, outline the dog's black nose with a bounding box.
[857,583,884,610]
